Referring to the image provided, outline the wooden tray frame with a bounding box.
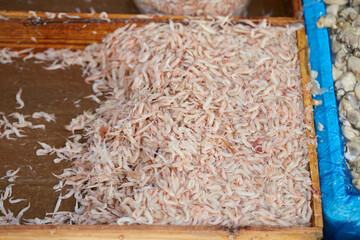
[0,10,322,240]
[292,0,303,19]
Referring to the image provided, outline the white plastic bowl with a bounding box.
[134,0,251,16]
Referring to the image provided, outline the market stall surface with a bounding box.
[0,1,323,239]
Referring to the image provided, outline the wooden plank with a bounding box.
[0,11,302,51]
[0,10,304,21]
[0,226,322,240]
[296,29,323,229]
[292,0,303,19]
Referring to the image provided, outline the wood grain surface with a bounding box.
[297,29,323,229]
[0,11,303,51]
[0,225,322,240]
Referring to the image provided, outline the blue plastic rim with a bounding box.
[302,0,360,239]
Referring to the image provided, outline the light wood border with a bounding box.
[0,225,322,240]
[297,29,323,229]
[0,11,302,51]
[0,12,322,240]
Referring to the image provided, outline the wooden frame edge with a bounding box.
[297,29,323,230]
[0,11,303,51]
[0,10,303,22]
[292,0,303,19]
[0,225,323,240]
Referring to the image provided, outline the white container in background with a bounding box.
[133,0,251,16]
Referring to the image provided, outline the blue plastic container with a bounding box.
[302,1,360,239]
